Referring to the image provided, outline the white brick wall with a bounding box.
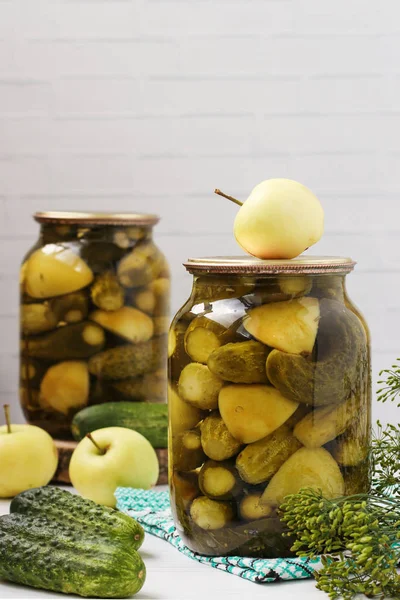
[1,0,399,427]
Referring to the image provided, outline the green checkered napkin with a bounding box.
[115,488,321,584]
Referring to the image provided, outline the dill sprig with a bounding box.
[280,489,400,599]
[371,421,400,499]
[377,358,400,406]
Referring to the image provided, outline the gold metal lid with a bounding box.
[34,211,159,226]
[184,255,356,275]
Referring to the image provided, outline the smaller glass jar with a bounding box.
[20,212,170,438]
[168,256,371,558]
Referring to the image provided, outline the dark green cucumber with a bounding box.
[71,402,168,448]
[0,513,146,598]
[10,487,144,550]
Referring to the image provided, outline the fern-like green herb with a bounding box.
[377,358,400,406]
[280,490,400,599]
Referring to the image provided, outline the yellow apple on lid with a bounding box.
[215,179,324,259]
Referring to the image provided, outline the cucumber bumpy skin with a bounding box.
[10,487,144,550]
[0,513,146,598]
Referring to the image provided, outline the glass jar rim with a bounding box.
[184,255,356,275]
[34,211,159,226]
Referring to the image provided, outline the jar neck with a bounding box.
[191,273,347,304]
[39,223,154,246]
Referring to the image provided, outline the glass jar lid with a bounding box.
[34,211,159,226]
[184,255,356,275]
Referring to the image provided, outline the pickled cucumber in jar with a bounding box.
[20,212,170,439]
[168,259,371,559]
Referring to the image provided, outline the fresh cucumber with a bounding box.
[10,486,144,550]
[0,512,146,598]
[71,402,168,448]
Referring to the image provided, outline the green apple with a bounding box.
[216,179,324,259]
[0,405,58,498]
[69,427,159,507]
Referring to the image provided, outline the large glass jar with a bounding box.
[168,256,371,558]
[20,212,170,439]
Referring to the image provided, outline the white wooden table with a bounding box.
[0,486,331,600]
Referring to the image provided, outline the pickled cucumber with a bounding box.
[111,370,167,402]
[22,322,105,360]
[178,363,223,410]
[239,493,274,521]
[51,291,89,324]
[293,394,360,448]
[244,297,320,355]
[90,272,124,312]
[132,288,157,314]
[21,303,58,335]
[168,320,192,381]
[266,299,367,407]
[198,461,241,500]
[153,317,170,337]
[219,384,299,444]
[207,340,270,384]
[149,278,171,316]
[343,462,370,495]
[184,316,226,364]
[192,276,254,304]
[80,241,125,274]
[88,337,166,380]
[173,428,205,472]
[20,359,49,390]
[200,412,242,461]
[261,447,345,507]
[333,435,368,466]
[236,425,302,484]
[90,307,154,344]
[190,496,234,530]
[117,242,163,288]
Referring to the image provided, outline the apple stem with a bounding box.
[86,433,106,455]
[214,188,243,207]
[4,404,11,434]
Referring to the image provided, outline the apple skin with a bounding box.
[234,178,324,259]
[69,427,159,507]
[0,424,58,498]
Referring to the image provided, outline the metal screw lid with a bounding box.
[34,211,160,226]
[184,255,356,275]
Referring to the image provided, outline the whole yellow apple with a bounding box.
[217,179,324,259]
[0,406,58,498]
[69,427,159,507]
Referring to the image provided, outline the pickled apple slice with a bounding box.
[90,307,153,344]
[293,395,359,448]
[243,297,319,355]
[218,384,298,444]
[261,447,344,507]
[40,361,89,415]
[24,245,94,298]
